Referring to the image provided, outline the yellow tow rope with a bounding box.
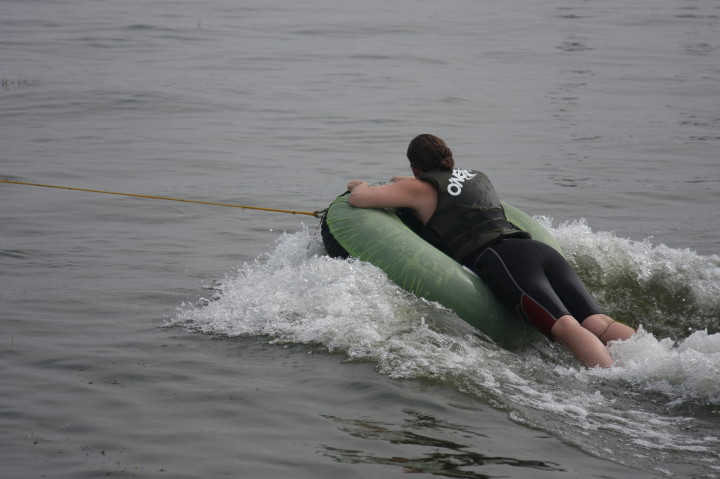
[0,179,324,218]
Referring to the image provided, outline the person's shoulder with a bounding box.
[394,178,436,203]
[396,177,434,193]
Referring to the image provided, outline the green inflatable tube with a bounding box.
[323,194,565,349]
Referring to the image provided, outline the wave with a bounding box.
[169,221,720,476]
[547,217,720,339]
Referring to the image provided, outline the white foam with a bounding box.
[597,328,720,408]
[172,228,510,376]
[549,218,720,310]
[169,225,720,474]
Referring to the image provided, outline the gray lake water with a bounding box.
[2,0,719,477]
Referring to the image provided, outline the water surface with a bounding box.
[2,0,719,477]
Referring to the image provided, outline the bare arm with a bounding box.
[346,178,437,224]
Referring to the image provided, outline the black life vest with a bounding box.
[419,168,530,262]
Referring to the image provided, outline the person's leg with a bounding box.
[581,314,636,344]
[472,243,567,337]
[551,315,613,368]
[537,243,636,345]
[471,240,622,368]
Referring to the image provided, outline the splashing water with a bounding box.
[547,217,720,338]
[169,222,720,477]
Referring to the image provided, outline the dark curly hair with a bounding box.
[406,134,455,171]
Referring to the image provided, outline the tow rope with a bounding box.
[0,179,325,218]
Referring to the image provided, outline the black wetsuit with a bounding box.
[417,168,602,338]
[466,239,601,337]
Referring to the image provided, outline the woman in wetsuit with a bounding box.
[346,134,635,368]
